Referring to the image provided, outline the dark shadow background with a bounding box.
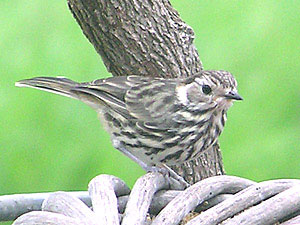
[1,0,299,200]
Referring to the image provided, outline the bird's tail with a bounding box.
[15,76,129,113]
[15,76,80,99]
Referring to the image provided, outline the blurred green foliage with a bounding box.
[1,0,299,203]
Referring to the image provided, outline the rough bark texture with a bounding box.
[170,143,225,184]
[67,0,225,184]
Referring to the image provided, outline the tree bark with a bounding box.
[67,0,225,184]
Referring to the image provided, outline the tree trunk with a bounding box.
[67,0,225,184]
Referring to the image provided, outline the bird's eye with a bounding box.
[202,85,212,95]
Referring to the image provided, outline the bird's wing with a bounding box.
[73,76,178,128]
[126,78,179,130]
[125,78,178,121]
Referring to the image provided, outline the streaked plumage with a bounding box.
[16,70,242,169]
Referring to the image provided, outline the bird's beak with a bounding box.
[224,91,243,100]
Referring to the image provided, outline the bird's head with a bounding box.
[176,70,242,111]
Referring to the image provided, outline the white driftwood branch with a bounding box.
[222,184,300,225]
[122,172,170,225]
[88,174,129,224]
[151,175,256,225]
[13,211,86,225]
[0,188,231,222]
[186,179,300,225]
[0,191,91,222]
[4,174,300,224]
[41,192,98,225]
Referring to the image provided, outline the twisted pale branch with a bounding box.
[8,175,300,224]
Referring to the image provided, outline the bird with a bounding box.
[16,70,242,184]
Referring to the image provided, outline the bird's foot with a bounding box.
[144,164,190,189]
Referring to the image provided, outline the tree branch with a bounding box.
[67,0,223,184]
[68,0,202,78]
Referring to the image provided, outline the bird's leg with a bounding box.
[112,139,189,188]
[160,164,190,188]
[112,139,154,171]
